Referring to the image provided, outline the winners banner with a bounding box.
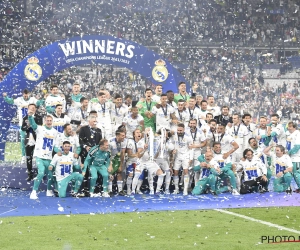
[0,35,187,160]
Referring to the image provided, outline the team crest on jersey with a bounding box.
[24,57,43,81]
[152,59,168,82]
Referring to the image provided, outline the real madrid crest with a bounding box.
[24,56,42,81]
[152,59,169,83]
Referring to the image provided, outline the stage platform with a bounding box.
[1,163,299,218]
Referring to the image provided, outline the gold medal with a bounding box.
[117,152,121,156]
[102,113,105,117]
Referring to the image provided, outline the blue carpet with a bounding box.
[1,188,300,217]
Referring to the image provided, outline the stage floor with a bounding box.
[1,188,299,217]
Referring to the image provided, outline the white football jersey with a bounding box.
[55,133,80,153]
[151,105,175,132]
[286,130,300,162]
[122,114,144,139]
[51,152,79,181]
[13,96,39,126]
[33,126,58,160]
[45,95,65,113]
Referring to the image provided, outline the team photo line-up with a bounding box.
[3,81,300,199]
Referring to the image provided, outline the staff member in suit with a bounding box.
[21,103,43,181]
[79,115,102,195]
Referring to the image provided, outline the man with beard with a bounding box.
[285,121,300,193]
[242,113,257,143]
[254,116,270,147]
[171,124,193,195]
[185,119,206,187]
[151,94,177,133]
[191,150,219,195]
[68,97,89,131]
[269,114,286,146]
[227,114,249,164]
[237,149,268,194]
[248,137,272,191]
[207,95,221,117]
[107,129,127,195]
[214,106,233,126]
[126,129,148,195]
[194,142,239,195]
[88,91,113,139]
[154,128,174,194]
[171,99,189,133]
[111,94,129,135]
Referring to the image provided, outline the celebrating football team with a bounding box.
[3,81,300,199]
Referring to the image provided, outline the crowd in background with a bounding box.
[0,0,300,125]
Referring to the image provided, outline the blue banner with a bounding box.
[0,35,188,160]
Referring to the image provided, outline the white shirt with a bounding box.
[207,105,221,117]
[67,107,88,127]
[227,123,249,152]
[127,139,145,164]
[151,104,175,132]
[237,157,267,181]
[122,114,144,139]
[270,123,286,146]
[242,123,257,144]
[252,146,268,167]
[171,133,193,160]
[55,133,80,154]
[152,94,161,103]
[12,96,39,126]
[88,101,113,126]
[186,106,201,121]
[111,104,129,128]
[45,95,65,113]
[51,114,71,133]
[253,127,269,147]
[213,152,232,168]
[270,152,293,175]
[109,137,128,158]
[33,126,58,160]
[200,159,220,179]
[51,152,79,181]
[286,130,300,162]
[214,133,236,153]
[198,109,208,120]
[154,136,174,160]
[185,128,206,159]
[171,108,190,131]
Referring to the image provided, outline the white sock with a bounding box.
[117,181,123,192]
[236,172,242,190]
[148,172,154,191]
[174,176,179,190]
[184,175,190,192]
[131,172,141,193]
[156,175,164,192]
[194,171,200,183]
[188,170,193,189]
[137,179,143,191]
[127,176,133,192]
[165,170,171,191]
[108,181,112,192]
